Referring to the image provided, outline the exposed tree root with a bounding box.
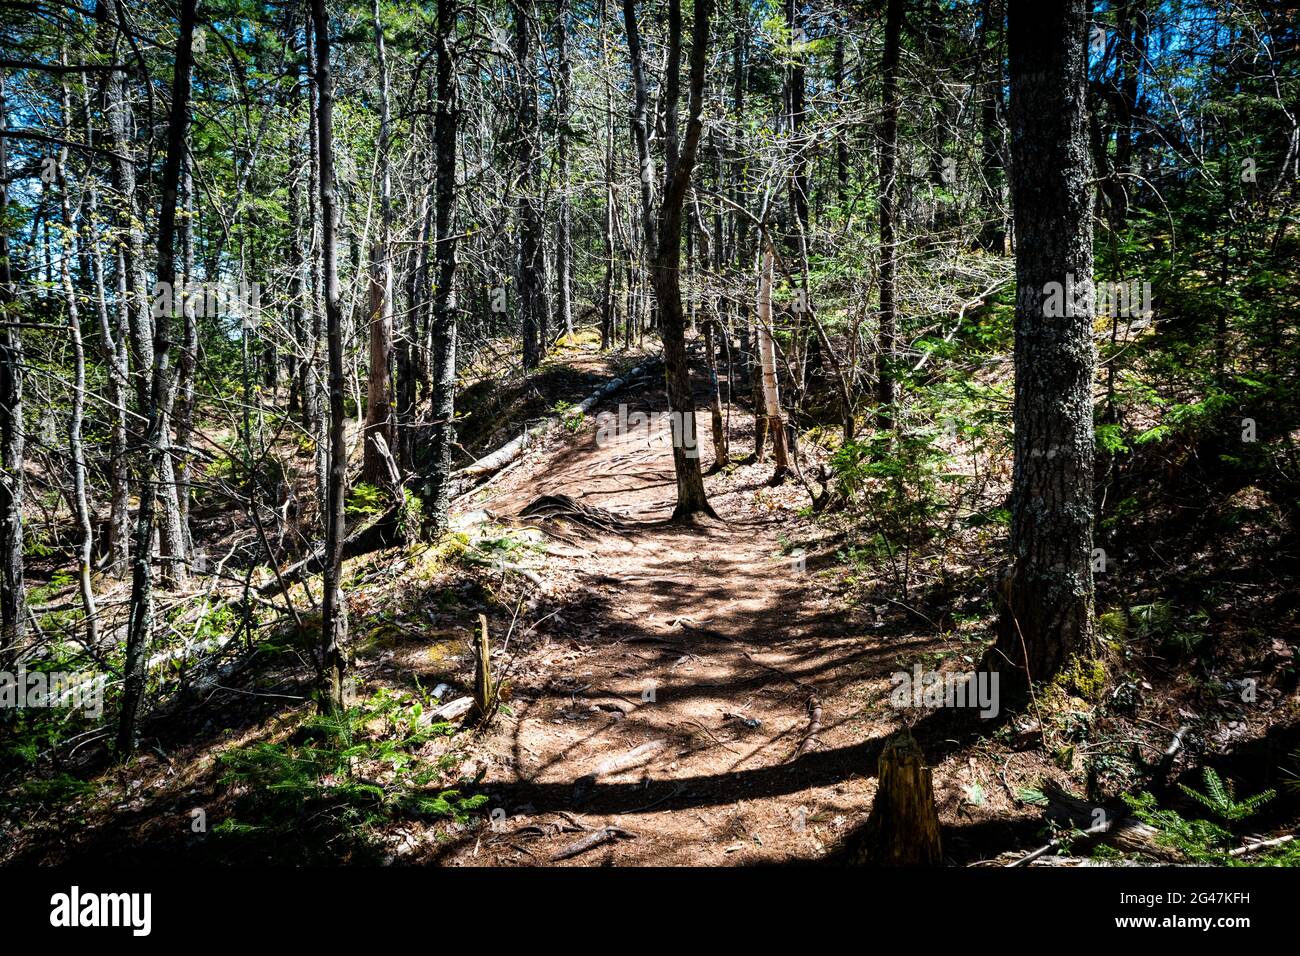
[519,493,637,533]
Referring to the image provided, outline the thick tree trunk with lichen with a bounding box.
[424,0,459,536]
[984,0,1097,694]
[311,0,349,714]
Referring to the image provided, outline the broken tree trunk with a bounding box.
[756,243,790,479]
[704,318,728,470]
[471,612,495,722]
[848,731,943,865]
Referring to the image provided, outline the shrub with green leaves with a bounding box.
[830,430,959,594]
[345,481,388,518]
[1121,768,1288,866]
[552,399,585,433]
[1178,766,1275,823]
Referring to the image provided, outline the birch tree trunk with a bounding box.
[757,243,790,477]
[80,68,130,577]
[56,63,98,649]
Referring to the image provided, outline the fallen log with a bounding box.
[589,738,667,779]
[1040,779,1181,862]
[261,362,659,598]
[1228,834,1295,857]
[450,359,660,498]
[419,695,474,724]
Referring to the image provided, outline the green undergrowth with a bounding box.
[214,688,486,850]
[1119,766,1296,866]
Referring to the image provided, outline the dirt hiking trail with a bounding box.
[434,352,932,866]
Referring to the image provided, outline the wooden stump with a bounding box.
[849,731,943,865]
[471,613,496,723]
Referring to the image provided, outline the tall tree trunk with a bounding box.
[554,0,574,338]
[363,0,396,493]
[977,0,1007,253]
[307,16,328,526]
[414,74,435,404]
[424,0,460,535]
[297,38,319,437]
[515,0,546,369]
[118,0,197,755]
[0,71,26,670]
[785,0,809,242]
[287,132,305,421]
[641,0,715,520]
[875,0,902,430]
[105,244,133,574]
[834,33,848,205]
[103,1,152,423]
[100,4,154,585]
[101,0,187,587]
[623,0,657,334]
[984,0,1097,693]
[57,63,99,650]
[600,0,616,350]
[175,149,198,551]
[310,0,349,714]
[400,171,433,473]
[82,75,130,577]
